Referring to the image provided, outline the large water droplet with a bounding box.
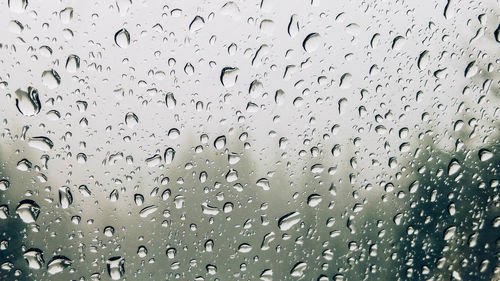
[417,50,429,70]
[448,159,460,176]
[41,69,61,89]
[8,0,28,13]
[278,212,300,231]
[107,256,125,280]
[59,186,73,209]
[478,149,493,161]
[115,28,130,48]
[302,33,320,53]
[220,67,239,88]
[65,54,80,73]
[214,136,226,150]
[125,112,138,128]
[290,262,307,277]
[189,16,205,32]
[256,178,270,190]
[23,248,44,270]
[164,147,175,164]
[15,87,41,116]
[15,199,40,223]
[28,136,53,151]
[139,205,158,218]
[165,92,176,109]
[47,256,72,275]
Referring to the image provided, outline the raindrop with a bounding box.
[59,186,73,209]
[165,92,176,109]
[214,136,226,150]
[15,87,41,116]
[278,212,300,231]
[65,54,80,73]
[189,16,205,32]
[139,205,158,218]
[28,136,53,151]
[8,0,28,13]
[448,159,460,176]
[417,50,429,70]
[0,180,10,191]
[125,112,139,128]
[107,256,125,280]
[16,199,40,223]
[41,69,61,89]
[47,256,72,275]
[164,147,175,164]
[303,33,320,53]
[115,28,131,48]
[256,178,270,190]
[478,149,493,161]
[220,67,239,87]
[238,243,252,253]
[290,262,307,277]
[23,249,44,269]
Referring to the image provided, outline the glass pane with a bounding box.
[0,0,498,280]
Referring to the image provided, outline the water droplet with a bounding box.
[16,199,40,223]
[107,256,125,280]
[214,135,226,150]
[290,261,307,277]
[59,186,73,209]
[115,28,130,48]
[238,243,252,253]
[59,7,73,24]
[8,0,28,13]
[275,89,285,105]
[392,36,405,50]
[104,226,115,237]
[256,178,270,190]
[28,136,53,151]
[165,92,176,109]
[0,180,10,191]
[16,159,32,171]
[464,61,478,78]
[417,50,429,70]
[41,69,61,89]
[303,33,320,53]
[443,226,456,241]
[278,212,300,231]
[65,54,80,73]
[139,205,158,218]
[307,194,322,207]
[448,159,460,176]
[408,180,419,194]
[288,14,299,37]
[137,246,147,258]
[15,87,41,116]
[189,16,205,32]
[478,149,493,161]
[226,169,238,182]
[125,112,139,128]
[220,67,239,87]
[134,194,144,206]
[0,205,9,219]
[23,249,44,269]
[228,152,240,164]
[164,147,175,164]
[47,256,72,275]
[339,73,352,89]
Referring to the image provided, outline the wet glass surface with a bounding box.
[0,0,499,280]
